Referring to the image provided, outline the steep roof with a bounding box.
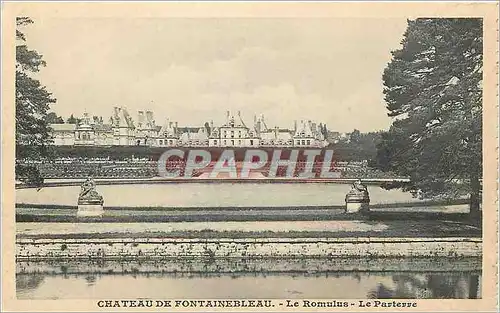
[50,124,76,132]
[260,130,293,141]
[93,124,113,132]
[179,128,208,141]
[177,126,204,133]
[112,107,135,128]
[159,120,178,138]
[294,120,315,138]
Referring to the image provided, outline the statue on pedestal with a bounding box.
[78,177,104,205]
[345,179,370,213]
[77,177,104,217]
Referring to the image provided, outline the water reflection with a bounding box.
[16,274,45,292]
[16,183,422,207]
[16,259,481,300]
[367,274,480,299]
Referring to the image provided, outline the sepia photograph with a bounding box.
[2,2,498,312]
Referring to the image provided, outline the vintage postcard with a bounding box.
[1,1,499,312]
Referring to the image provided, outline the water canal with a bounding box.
[16,183,431,207]
[17,258,481,299]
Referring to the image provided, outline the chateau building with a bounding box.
[49,107,328,148]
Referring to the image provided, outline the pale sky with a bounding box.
[23,18,408,132]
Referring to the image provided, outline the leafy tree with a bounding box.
[376,18,482,217]
[66,114,80,124]
[333,131,383,161]
[16,17,56,186]
[322,124,328,138]
[350,129,361,143]
[45,112,64,124]
[204,122,211,135]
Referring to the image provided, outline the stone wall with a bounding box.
[17,257,481,276]
[16,237,482,260]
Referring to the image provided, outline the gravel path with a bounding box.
[17,221,389,235]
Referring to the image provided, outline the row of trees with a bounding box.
[330,130,383,161]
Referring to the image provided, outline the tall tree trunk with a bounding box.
[468,274,480,299]
[469,169,481,221]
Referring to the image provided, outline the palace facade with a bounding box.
[49,107,328,148]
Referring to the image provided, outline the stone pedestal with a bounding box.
[345,192,370,214]
[77,177,104,217]
[77,203,104,217]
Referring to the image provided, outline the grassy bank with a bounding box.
[16,219,481,240]
[16,212,474,223]
[15,198,469,211]
[16,229,482,240]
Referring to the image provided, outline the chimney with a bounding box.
[146,111,155,126]
[294,120,297,133]
[237,110,241,116]
[138,111,145,127]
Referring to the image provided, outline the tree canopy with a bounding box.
[16,17,56,185]
[376,18,482,216]
[45,112,64,124]
[66,114,81,124]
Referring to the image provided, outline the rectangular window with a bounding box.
[231,131,234,138]
[238,131,242,138]
[214,140,218,145]
[307,140,310,145]
[250,140,254,145]
[302,140,306,145]
[296,140,300,145]
[169,140,173,145]
[238,140,241,145]
[223,140,226,145]
[224,131,227,138]
[231,140,235,146]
